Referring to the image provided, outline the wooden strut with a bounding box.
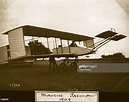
[47,38,49,49]
[53,41,55,49]
[55,38,58,54]
[60,39,63,54]
[67,40,71,53]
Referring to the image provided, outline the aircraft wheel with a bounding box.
[70,62,77,69]
[59,63,66,70]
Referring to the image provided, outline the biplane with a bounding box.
[0,25,126,69]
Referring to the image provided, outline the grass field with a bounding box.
[0,59,129,92]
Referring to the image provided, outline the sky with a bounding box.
[0,0,129,58]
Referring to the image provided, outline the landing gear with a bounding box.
[70,62,77,69]
[70,57,78,69]
[48,57,78,71]
[59,58,67,71]
[59,57,78,71]
[59,63,66,71]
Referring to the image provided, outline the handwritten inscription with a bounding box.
[35,91,98,102]
[9,83,20,87]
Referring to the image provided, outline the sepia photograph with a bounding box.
[0,0,129,102]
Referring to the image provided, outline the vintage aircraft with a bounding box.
[0,25,126,69]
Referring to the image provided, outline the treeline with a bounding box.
[28,40,51,55]
[101,52,126,59]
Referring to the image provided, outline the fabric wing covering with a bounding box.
[3,25,93,41]
[95,30,126,41]
[23,25,93,41]
[95,31,118,38]
[111,34,126,41]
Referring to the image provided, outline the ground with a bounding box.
[0,59,129,92]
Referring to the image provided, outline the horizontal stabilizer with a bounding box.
[95,31,118,38]
[111,34,126,41]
